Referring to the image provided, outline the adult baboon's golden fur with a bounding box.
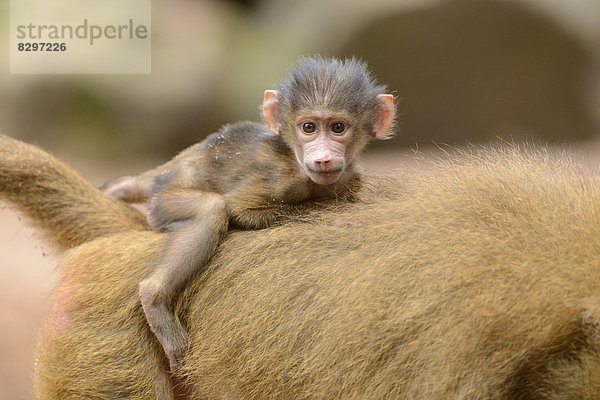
[1,134,599,399]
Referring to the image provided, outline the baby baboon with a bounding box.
[100,56,396,367]
[1,138,599,399]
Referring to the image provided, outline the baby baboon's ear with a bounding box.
[371,94,395,140]
[262,90,281,135]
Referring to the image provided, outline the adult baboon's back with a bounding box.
[1,134,599,399]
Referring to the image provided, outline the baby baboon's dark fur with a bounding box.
[1,134,599,399]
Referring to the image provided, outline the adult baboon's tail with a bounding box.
[0,134,147,250]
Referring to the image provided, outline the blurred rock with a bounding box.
[338,0,599,149]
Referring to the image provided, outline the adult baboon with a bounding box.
[0,134,599,399]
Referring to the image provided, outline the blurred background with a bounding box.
[0,0,599,398]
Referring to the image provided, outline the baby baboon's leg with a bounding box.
[139,189,229,369]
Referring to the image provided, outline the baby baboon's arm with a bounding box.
[139,188,229,368]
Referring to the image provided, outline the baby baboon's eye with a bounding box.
[302,122,316,134]
[331,122,345,135]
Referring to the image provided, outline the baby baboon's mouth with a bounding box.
[307,169,343,185]
[306,166,343,175]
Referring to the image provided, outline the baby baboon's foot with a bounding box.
[98,176,137,201]
[139,280,189,371]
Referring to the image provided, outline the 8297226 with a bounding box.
[17,43,66,52]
